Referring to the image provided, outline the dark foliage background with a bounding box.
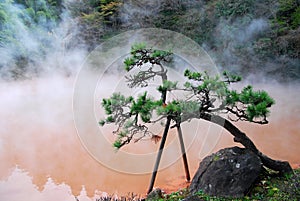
[0,0,299,81]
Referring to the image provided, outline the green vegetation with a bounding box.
[100,45,275,149]
[276,0,300,30]
[0,0,62,43]
[145,0,299,80]
[0,0,63,77]
[68,0,122,47]
[1,0,299,80]
[82,0,122,25]
[215,0,254,18]
[92,169,299,200]
[146,168,300,201]
[0,1,297,198]
[100,44,292,196]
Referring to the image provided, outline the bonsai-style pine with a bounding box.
[99,43,292,194]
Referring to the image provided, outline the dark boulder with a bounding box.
[190,146,262,197]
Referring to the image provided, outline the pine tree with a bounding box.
[100,43,293,193]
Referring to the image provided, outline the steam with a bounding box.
[211,17,269,75]
[119,0,195,28]
[0,0,86,79]
[120,0,162,27]
[0,0,299,200]
[118,0,299,81]
[210,16,299,81]
[217,18,269,43]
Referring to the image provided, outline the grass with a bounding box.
[91,168,299,200]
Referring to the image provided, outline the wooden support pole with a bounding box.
[177,125,190,181]
[147,116,171,194]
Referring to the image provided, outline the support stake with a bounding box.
[147,116,171,194]
[177,125,190,181]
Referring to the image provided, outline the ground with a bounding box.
[159,168,300,201]
[93,168,300,200]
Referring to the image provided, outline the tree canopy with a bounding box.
[100,43,275,149]
[99,43,292,194]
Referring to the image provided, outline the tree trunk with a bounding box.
[200,113,293,174]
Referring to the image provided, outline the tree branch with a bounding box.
[199,113,293,174]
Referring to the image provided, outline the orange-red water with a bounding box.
[0,76,299,200]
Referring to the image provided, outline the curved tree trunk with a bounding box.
[200,113,293,174]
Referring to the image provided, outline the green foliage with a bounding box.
[113,139,122,149]
[201,77,227,97]
[124,57,136,71]
[216,0,254,18]
[124,43,147,71]
[102,98,112,115]
[184,70,232,99]
[130,42,147,54]
[226,86,275,122]
[151,2,215,45]
[161,188,189,201]
[178,101,200,115]
[100,91,162,149]
[0,9,8,23]
[102,93,133,107]
[153,6,185,31]
[0,0,62,72]
[184,69,274,123]
[65,0,300,81]
[154,168,300,200]
[130,92,157,123]
[156,100,200,118]
[100,93,134,125]
[100,0,122,20]
[275,0,300,30]
[222,71,242,82]
[82,0,122,25]
[184,69,203,80]
[106,115,114,123]
[101,45,276,149]
[99,120,105,126]
[157,80,178,92]
[291,7,300,28]
[156,100,181,116]
[166,169,296,200]
[19,0,61,26]
[124,43,172,73]
[151,49,172,58]
[75,0,121,47]
[247,168,300,200]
